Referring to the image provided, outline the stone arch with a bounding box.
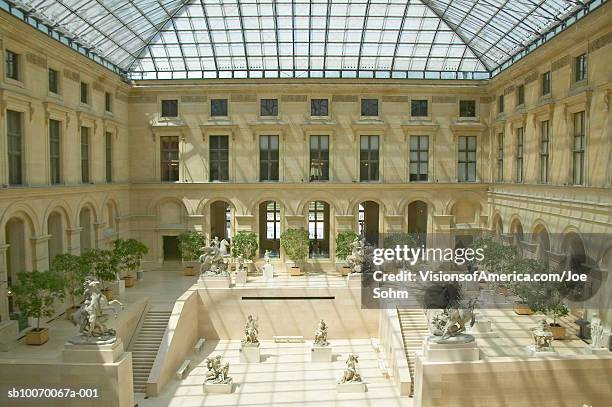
[532,222,551,263]
[196,196,242,216]
[449,199,481,225]
[407,200,428,236]
[297,195,339,216]
[491,212,504,236]
[398,195,439,217]
[78,204,96,252]
[153,197,188,227]
[0,202,41,241]
[509,215,524,244]
[42,200,74,233]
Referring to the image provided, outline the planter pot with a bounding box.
[290,266,302,276]
[101,288,113,301]
[123,275,135,288]
[184,266,197,276]
[25,328,49,346]
[341,266,351,277]
[549,324,566,340]
[65,306,80,321]
[513,303,534,315]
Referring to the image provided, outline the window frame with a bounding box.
[259,134,280,182]
[49,119,62,185]
[260,98,279,117]
[497,132,504,182]
[359,134,380,182]
[458,135,477,182]
[210,98,229,117]
[80,126,91,183]
[360,98,379,117]
[575,54,587,83]
[459,100,477,118]
[572,111,586,185]
[516,127,524,183]
[160,136,180,182]
[310,98,329,118]
[161,99,179,118]
[308,201,330,259]
[80,82,90,105]
[105,132,113,183]
[105,92,113,113]
[48,68,60,95]
[7,110,24,186]
[409,135,429,182]
[209,135,230,182]
[539,120,550,184]
[541,71,551,96]
[517,84,525,106]
[5,49,20,82]
[309,134,330,182]
[410,99,428,118]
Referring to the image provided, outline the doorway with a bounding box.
[163,236,180,261]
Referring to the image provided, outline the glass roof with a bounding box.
[2,0,604,80]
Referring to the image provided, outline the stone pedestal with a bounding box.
[263,264,274,282]
[63,338,125,363]
[467,319,498,338]
[526,345,558,357]
[311,345,332,362]
[584,344,612,355]
[204,380,234,394]
[239,343,261,363]
[235,269,247,286]
[198,274,231,288]
[111,279,126,299]
[423,335,480,362]
[347,273,362,288]
[336,382,367,393]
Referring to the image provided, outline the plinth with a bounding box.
[63,337,125,363]
[526,345,557,356]
[347,273,362,288]
[198,274,231,288]
[204,379,234,394]
[584,344,612,355]
[311,345,332,362]
[240,343,261,362]
[263,264,274,282]
[423,335,479,362]
[235,269,247,286]
[337,382,367,393]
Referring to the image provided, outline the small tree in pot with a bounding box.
[113,238,148,288]
[50,254,88,319]
[177,231,205,276]
[12,270,65,345]
[280,227,309,276]
[81,249,119,300]
[336,231,359,276]
[231,231,258,271]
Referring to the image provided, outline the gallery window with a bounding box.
[260,99,278,116]
[161,99,178,118]
[48,68,59,94]
[409,135,428,182]
[517,84,525,106]
[160,136,179,182]
[540,120,550,184]
[458,136,477,182]
[459,100,476,117]
[105,132,112,183]
[49,119,61,185]
[309,135,329,181]
[7,110,23,185]
[572,111,586,185]
[80,82,89,104]
[209,135,229,182]
[311,99,329,117]
[575,54,587,82]
[542,71,551,96]
[360,135,379,182]
[411,100,428,117]
[308,201,329,258]
[259,135,279,181]
[361,99,379,117]
[5,50,19,81]
[516,127,524,183]
[80,127,90,183]
[497,95,504,114]
[105,92,113,112]
[259,201,280,258]
[497,132,504,182]
[211,99,228,117]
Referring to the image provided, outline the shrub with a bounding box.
[231,231,258,261]
[113,238,148,276]
[51,253,87,309]
[335,231,359,261]
[81,249,119,289]
[12,270,65,330]
[280,228,309,263]
[177,231,205,261]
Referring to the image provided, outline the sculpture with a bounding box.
[69,278,124,344]
[429,298,477,340]
[314,319,329,346]
[205,355,232,384]
[590,314,608,348]
[339,354,362,383]
[242,314,259,345]
[219,238,230,257]
[199,238,228,276]
[346,237,366,274]
[532,319,554,352]
[264,250,271,265]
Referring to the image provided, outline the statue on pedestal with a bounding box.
[532,319,554,352]
[339,354,362,383]
[264,250,271,265]
[69,278,124,345]
[346,237,366,274]
[219,238,230,257]
[205,355,232,384]
[199,238,228,276]
[314,319,329,346]
[590,314,608,348]
[428,298,477,341]
[242,314,259,345]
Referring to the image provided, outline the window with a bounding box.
[161,99,178,118]
[105,132,112,183]
[411,100,428,117]
[409,135,428,181]
[516,128,524,183]
[573,111,586,185]
[361,99,379,116]
[48,68,59,94]
[517,84,525,106]
[160,136,179,182]
[458,136,477,182]
[105,92,112,112]
[360,135,379,182]
[497,95,504,114]
[210,99,228,117]
[80,127,90,183]
[5,50,19,81]
[459,100,476,117]
[49,120,61,185]
[80,82,89,104]
[260,99,278,116]
[209,135,229,181]
[575,54,587,82]
[542,71,551,96]
[7,110,23,185]
[311,99,329,117]
[260,135,279,181]
[497,132,504,182]
[262,201,281,257]
[309,135,329,181]
[540,120,550,184]
[308,201,329,258]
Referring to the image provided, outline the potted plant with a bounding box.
[336,231,359,276]
[50,253,88,319]
[231,231,258,272]
[113,238,148,288]
[508,258,541,315]
[12,270,65,345]
[81,249,119,300]
[177,231,205,276]
[280,228,309,276]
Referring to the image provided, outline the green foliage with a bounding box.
[335,231,359,260]
[51,253,88,308]
[231,231,258,261]
[113,238,148,276]
[177,231,205,261]
[383,233,420,249]
[280,228,309,263]
[470,236,517,274]
[81,249,119,288]
[12,270,65,330]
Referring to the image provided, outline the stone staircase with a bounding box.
[130,310,171,394]
[397,308,430,396]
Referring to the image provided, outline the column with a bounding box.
[66,227,83,255]
[31,235,51,271]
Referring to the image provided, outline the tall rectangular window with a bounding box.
[105,132,112,182]
[573,111,586,185]
[458,136,477,182]
[309,135,329,181]
[497,132,504,182]
[48,68,59,94]
[80,127,90,183]
[5,50,19,81]
[517,84,525,106]
[161,100,178,118]
[49,119,61,185]
[260,135,279,181]
[7,110,23,185]
[311,99,329,117]
[209,135,229,182]
[575,54,587,82]
[105,92,112,112]
[260,99,278,116]
[361,99,379,116]
[210,99,228,117]
[265,201,281,257]
[80,82,89,104]
[498,95,504,114]
[409,135,428,181]
[411,100,428,117]
[308,201,329,258]
[360,135,379,182]
[459,100,476,117]
[542,71,551,96]
[516,128,524,183]
[540,120,550,184]
[160,136,179,182]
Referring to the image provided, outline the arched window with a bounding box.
[308,201,329,258]
[358,201,379,246]
[259,201,280,257]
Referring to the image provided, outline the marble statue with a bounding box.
[219,238,230,257]
[264,250,271,265]
[532,319,554,352]
[199,238,228,276]
[205,355,232,384]
[590,314,608,348]
[242,314,259,345]
[314,319,329,346]
[428,299,477,340]
[69,278,124,345]
[346,237,366,274]
[339,354,362,383]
